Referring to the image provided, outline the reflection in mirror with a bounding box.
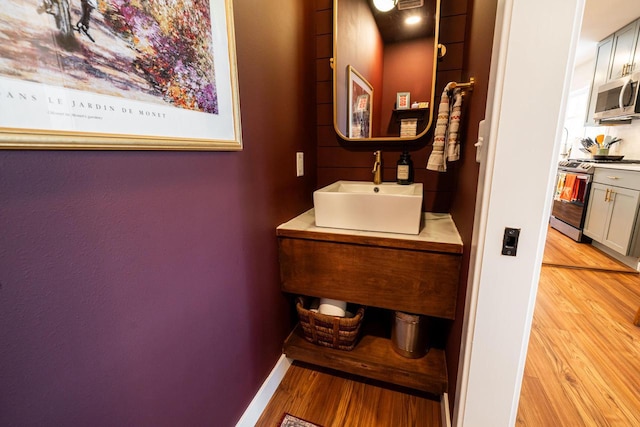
[333,0,440,142]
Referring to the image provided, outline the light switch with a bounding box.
[296,152,304,177]
[502,227,520,256]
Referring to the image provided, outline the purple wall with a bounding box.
[0,1,316,425]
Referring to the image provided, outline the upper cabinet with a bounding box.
[609,19,640,80]
[585,36,614,126]
[585,18,640,126]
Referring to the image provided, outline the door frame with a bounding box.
[452,0,586,425]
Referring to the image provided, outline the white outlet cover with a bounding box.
[296,152,304,177]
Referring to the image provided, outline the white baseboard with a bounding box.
[235,354,292,427]
[441,392,451,427]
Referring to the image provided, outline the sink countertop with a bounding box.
[277,208,463,253]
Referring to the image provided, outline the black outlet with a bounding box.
[502,227,520,256]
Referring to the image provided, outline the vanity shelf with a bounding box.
[284,324,448,394]
[389,108,429,136]
[276,209,463,394]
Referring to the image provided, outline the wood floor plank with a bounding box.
[517,263,640,426]
[255,362,442,427]
[516,375,559,426]
[543,227,638,273]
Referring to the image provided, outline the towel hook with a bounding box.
[450,77,475,91]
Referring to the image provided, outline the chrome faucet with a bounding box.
[372,150,382,184]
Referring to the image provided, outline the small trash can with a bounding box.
[391,311,428,358]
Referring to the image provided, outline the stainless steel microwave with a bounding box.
[593,72,640,122]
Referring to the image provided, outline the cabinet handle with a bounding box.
[606,176,620,179]
[605,188,610,202]
[623,64,628,76]
[609,190,615,202]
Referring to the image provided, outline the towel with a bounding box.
[574,176,587,202]
[560,174,576,201]
[447,88,463,161]
[554,172,566,201]
[427,83,464,171]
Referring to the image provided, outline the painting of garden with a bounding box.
[0,0,219,114]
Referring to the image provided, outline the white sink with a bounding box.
[313,181,423,234]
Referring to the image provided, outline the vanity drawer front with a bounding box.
[278,237,461,319]
[594,168,640,190]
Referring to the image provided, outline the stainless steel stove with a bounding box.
[557,159,596,174]
[551,158,640,241]
[551,160,595,242]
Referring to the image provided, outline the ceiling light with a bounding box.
[405,15,422,25]
[373,0,397,12]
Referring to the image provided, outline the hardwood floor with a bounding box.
[517,229,640,426]
[542,227,637,273]
[255,362,442,427]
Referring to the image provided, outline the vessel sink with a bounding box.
[313,181,423,234]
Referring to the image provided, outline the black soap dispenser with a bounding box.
[397,151,414,185]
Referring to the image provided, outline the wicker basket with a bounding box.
[296,297,365,351]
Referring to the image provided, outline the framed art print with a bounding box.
[347,65,372,139]
[0,0,242,150]
[396,92,410,110]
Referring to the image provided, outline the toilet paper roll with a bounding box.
[318,298,347,317]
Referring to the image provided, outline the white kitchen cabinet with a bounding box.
[585,19,640,125]
[583,183,610,242]
[609,19,640,80]
[584,169,640,256]
[585,36,614,126]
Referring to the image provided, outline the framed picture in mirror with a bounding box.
[396,92,410,110]
[347,65,373,139]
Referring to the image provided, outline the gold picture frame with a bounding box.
[0,0,242,150]
[396,92,410,110]
[347,65,373,139]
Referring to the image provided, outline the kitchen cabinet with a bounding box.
[609,19,640,80]
[584,168,640,256]
[585,18,640,126]
[276,209,463,395]
[585,36,614,126]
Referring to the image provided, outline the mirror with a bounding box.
[333,0,440,142]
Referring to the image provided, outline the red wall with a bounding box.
[334,0,385,137]
[380,37,435,136]
[0,1,316,425]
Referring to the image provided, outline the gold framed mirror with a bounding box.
[332,0,441,142]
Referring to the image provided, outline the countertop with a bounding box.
[276,208,463,254]
[592,163,640,172]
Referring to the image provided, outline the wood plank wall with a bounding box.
[314,0,469,213]
[313,0,487,416]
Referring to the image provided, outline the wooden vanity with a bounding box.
[276,209,463,395]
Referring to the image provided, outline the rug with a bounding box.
[279,413,323,427]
